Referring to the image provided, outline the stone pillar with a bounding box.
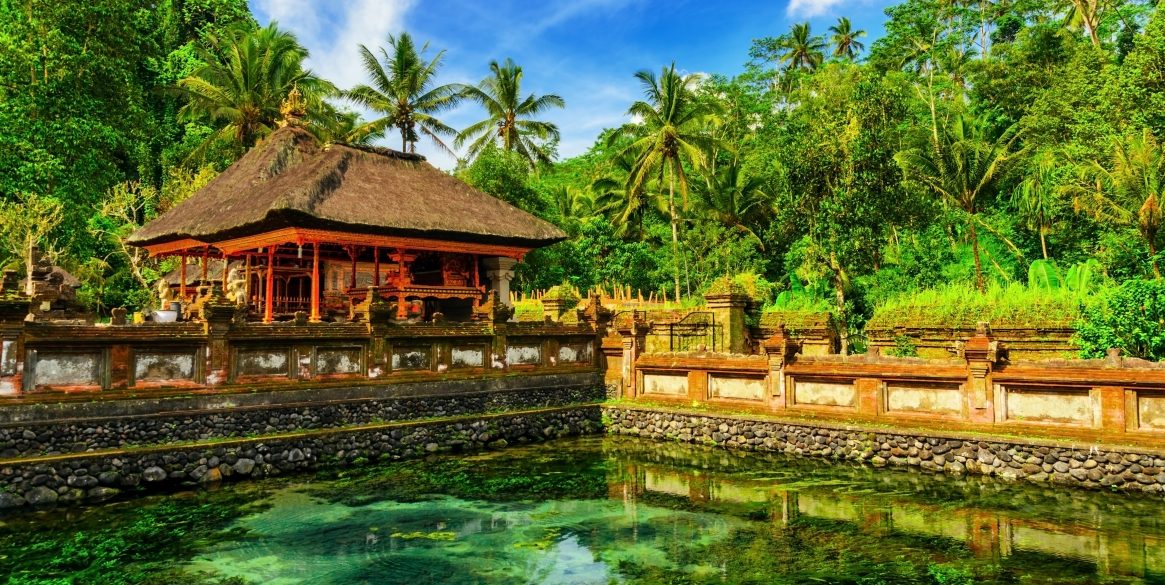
[0,283,30,395]
[578,292,621,397]
[482,256,518,308]
[202,285,239,386]
[541,285,579,322]
[356,286,393,378]
[618,320,647,399]
[962,321,1000,424]
[763,325,798,410]
[704,280,750,354]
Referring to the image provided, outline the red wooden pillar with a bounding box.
[264,246,275,323]
[373,246,380,287]
[244,254,251,303]
[310,242,321,322]
[179,253,187,300]
[201,248,209,283]
[349,247,357,289]
[395,248,408,319]
[472,254,481,308]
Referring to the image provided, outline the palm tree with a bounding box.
[590,149,656,238]
[779,23,827,71]
[608,63,721,300]
[549,186,595,220]
[697,162,770,248]
[828,17,866,60]
[1057,0,1103,47]
[177,23,334,154]
[896,114,1022,291]
[456,58,565,166]
[1068,129,1165,277]
[313,109,375,146]
[345,33,461,153]
[1012,150,1067,260]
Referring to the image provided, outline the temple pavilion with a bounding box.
[128,120,564,323]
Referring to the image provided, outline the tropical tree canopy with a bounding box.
[176,23,335,155]
[345,32,462,153]
[456,58,565,166]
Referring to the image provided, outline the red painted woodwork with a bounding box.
[264,247,275,323]
[179,253,187,300]
[310,242,320,322]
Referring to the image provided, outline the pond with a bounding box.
[3,435,1165,584]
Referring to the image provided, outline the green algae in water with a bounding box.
[4,436,1165,584]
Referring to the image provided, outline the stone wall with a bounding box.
[604,405,1165,494]
[0,406,602,508]
[0,372,602,457]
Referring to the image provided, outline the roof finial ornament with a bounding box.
[279,85,307,127]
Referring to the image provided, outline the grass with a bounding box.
[866,282,1087,331]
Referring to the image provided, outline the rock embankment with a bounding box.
[0,406,602,509]
[604,406,1165,493]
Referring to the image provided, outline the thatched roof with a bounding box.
[128,126,566,249]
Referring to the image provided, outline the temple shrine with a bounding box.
[128,104,564,322]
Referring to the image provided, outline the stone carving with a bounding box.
[225,267,247,306]
[473,290,513,323]
[156,278,176,306]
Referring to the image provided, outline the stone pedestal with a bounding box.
[483,257,518,307]
[705,286,750,354]
[201,285,239,386]
[763,325,799,410]
[541,285,580,322]
[961,321,1000,423]
[618,319,647,399]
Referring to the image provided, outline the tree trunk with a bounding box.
[1040,231,1049,260]
[401,127,408,152]
[970,220,985,292]
[1150,239,1162,279]
[24,235,34,297]
[834,274,848,355]
[668,164,681,302]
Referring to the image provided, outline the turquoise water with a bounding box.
[4,436,1165,584]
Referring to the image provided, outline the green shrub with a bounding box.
[866,282,1084,330]
[887,334,918,357]
[1075,278,1165,360]
[729,272,776,306]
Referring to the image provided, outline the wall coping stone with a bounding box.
[0,403,601,468]
[605,403,1165,457]
[0,371,601,425]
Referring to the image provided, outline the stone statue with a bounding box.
[156,278,176,306]
[225,267,247,306]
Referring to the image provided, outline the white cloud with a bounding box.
[253,0,415,90]
[785,0,847,18]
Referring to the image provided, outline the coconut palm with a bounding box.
[607,63,721,300]
[778,23,827,71]
[590,148,661,239]
[697,161,770,248]
[345,33,461,154]
[828,17,867,60]
[896,114,1022,291]
[1012,150,1068,260]
[1068,129,1165,277]
[177,23,334,154]
[456,58,565,166]
[549,186,595,220]
[1057,0,1103,47]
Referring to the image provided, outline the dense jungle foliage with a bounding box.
[3,0,1165,356]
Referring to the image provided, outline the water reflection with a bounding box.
[5,435,1165,584]
[175,437,1165,584]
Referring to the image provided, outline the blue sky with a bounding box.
[249,0,896,168]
